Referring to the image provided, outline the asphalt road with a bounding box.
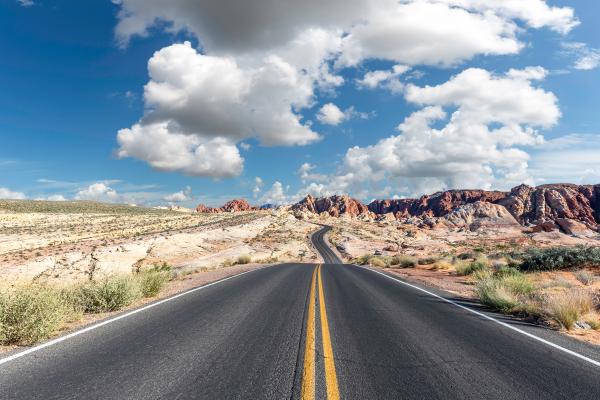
[1,226,600,399]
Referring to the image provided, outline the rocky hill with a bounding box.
[196,199,255,213]
[291,194,373,218]
[196,184,600,234]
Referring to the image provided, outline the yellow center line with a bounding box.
[318,265,341,400]
[300,266,318,400]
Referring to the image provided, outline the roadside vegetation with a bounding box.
[0,264,173,346]
[355,246,600,333]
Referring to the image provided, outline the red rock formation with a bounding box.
[221,199,253,212]
[292,194,373,218]
[195,199,254,213]
[497,184,600,228]
[195,204,219,213]
[368,190,508,218]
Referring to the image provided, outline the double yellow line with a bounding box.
[301,265,340,400]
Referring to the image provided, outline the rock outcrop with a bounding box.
[197,183,600,234]
[196,199,254,213]
[292,194,373,218]
[442,201,521,231]
[497,184,600,229]
[221,199,253,212]
[368,190,508,218]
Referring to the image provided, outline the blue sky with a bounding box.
[1,0,599,206]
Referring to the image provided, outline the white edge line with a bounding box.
[356,264,600,368]
[0,267,265,367]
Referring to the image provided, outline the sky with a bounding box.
[1,0,599,207]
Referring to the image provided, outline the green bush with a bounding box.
[519,246,600,271]
[418,257,437,265]
[77,276,141,313]
[0,286,68,345]
[457,252,475,260]
[476,271,535,313]
[455,259,487,276]
[136,270,170,297]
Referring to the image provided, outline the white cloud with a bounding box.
[298,163,327,183]
[75,183,120,203]
[301,67,559,198]
[317,103,346,126]
[356,64,410,93]
[252,176,264,198]
[117,121,244,178]
[164,186,192,202]
[46,194,67,201]
[316,103,370,126]
[561,42,600,71]
[113,0,577,180]
[0,187,26,200]
[17,0,34,7]
[239,142,251,151]
[259,181,291,205]
[117,40,325,177]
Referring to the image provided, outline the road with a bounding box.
[1,226,600,399]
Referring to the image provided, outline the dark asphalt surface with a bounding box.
[1,226,600,399]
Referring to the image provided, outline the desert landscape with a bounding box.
[2,182,600,347]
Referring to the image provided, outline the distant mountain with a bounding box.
[196,184,600,234]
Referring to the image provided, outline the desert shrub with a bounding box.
[0,286,68,345]
[369,257,386,268]
[235,255,252,265]
[418,257,438,265]
[545,291,594,330]
[77,276,141,313]
[136,270,170,297]
[223,258,233,267]
[476,271,535,313]
[519,246,600,272]
[457,252,475,260]
[456,259,488,276]
[398,256,417,268]
[431,260,453,270]
[575,270,596,286]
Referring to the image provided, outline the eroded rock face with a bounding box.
[497,184,600,229]
[195,204,219,213]
[368,190,508,218]
[292,194,374,218]
[196,199,254,213]
[221,199,253,212]
[443,202,521,231]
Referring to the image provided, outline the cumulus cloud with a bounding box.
[113,0,577,179]
[252,177,264,198]
[259,181,291,205]
[116,40,326,177]
[301,67,559,198]
[298,163,327,183]
[356,64,410,93]
[0,187,26,200]
[46,194,67,201]
[75,183,120,202]
[317,103,346,126]
[17,0,34,7]
[164,186,192,202]
[561,42,600,71]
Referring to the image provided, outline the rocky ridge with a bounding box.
[196,184,600,234]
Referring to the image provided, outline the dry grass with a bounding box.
[431,260,453,271]
[545,290,594,330]
[455,259,488,276]
[575,270,596,286]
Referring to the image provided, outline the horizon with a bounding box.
[1,1,600,208]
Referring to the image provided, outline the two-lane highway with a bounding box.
[1,226,600,399]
